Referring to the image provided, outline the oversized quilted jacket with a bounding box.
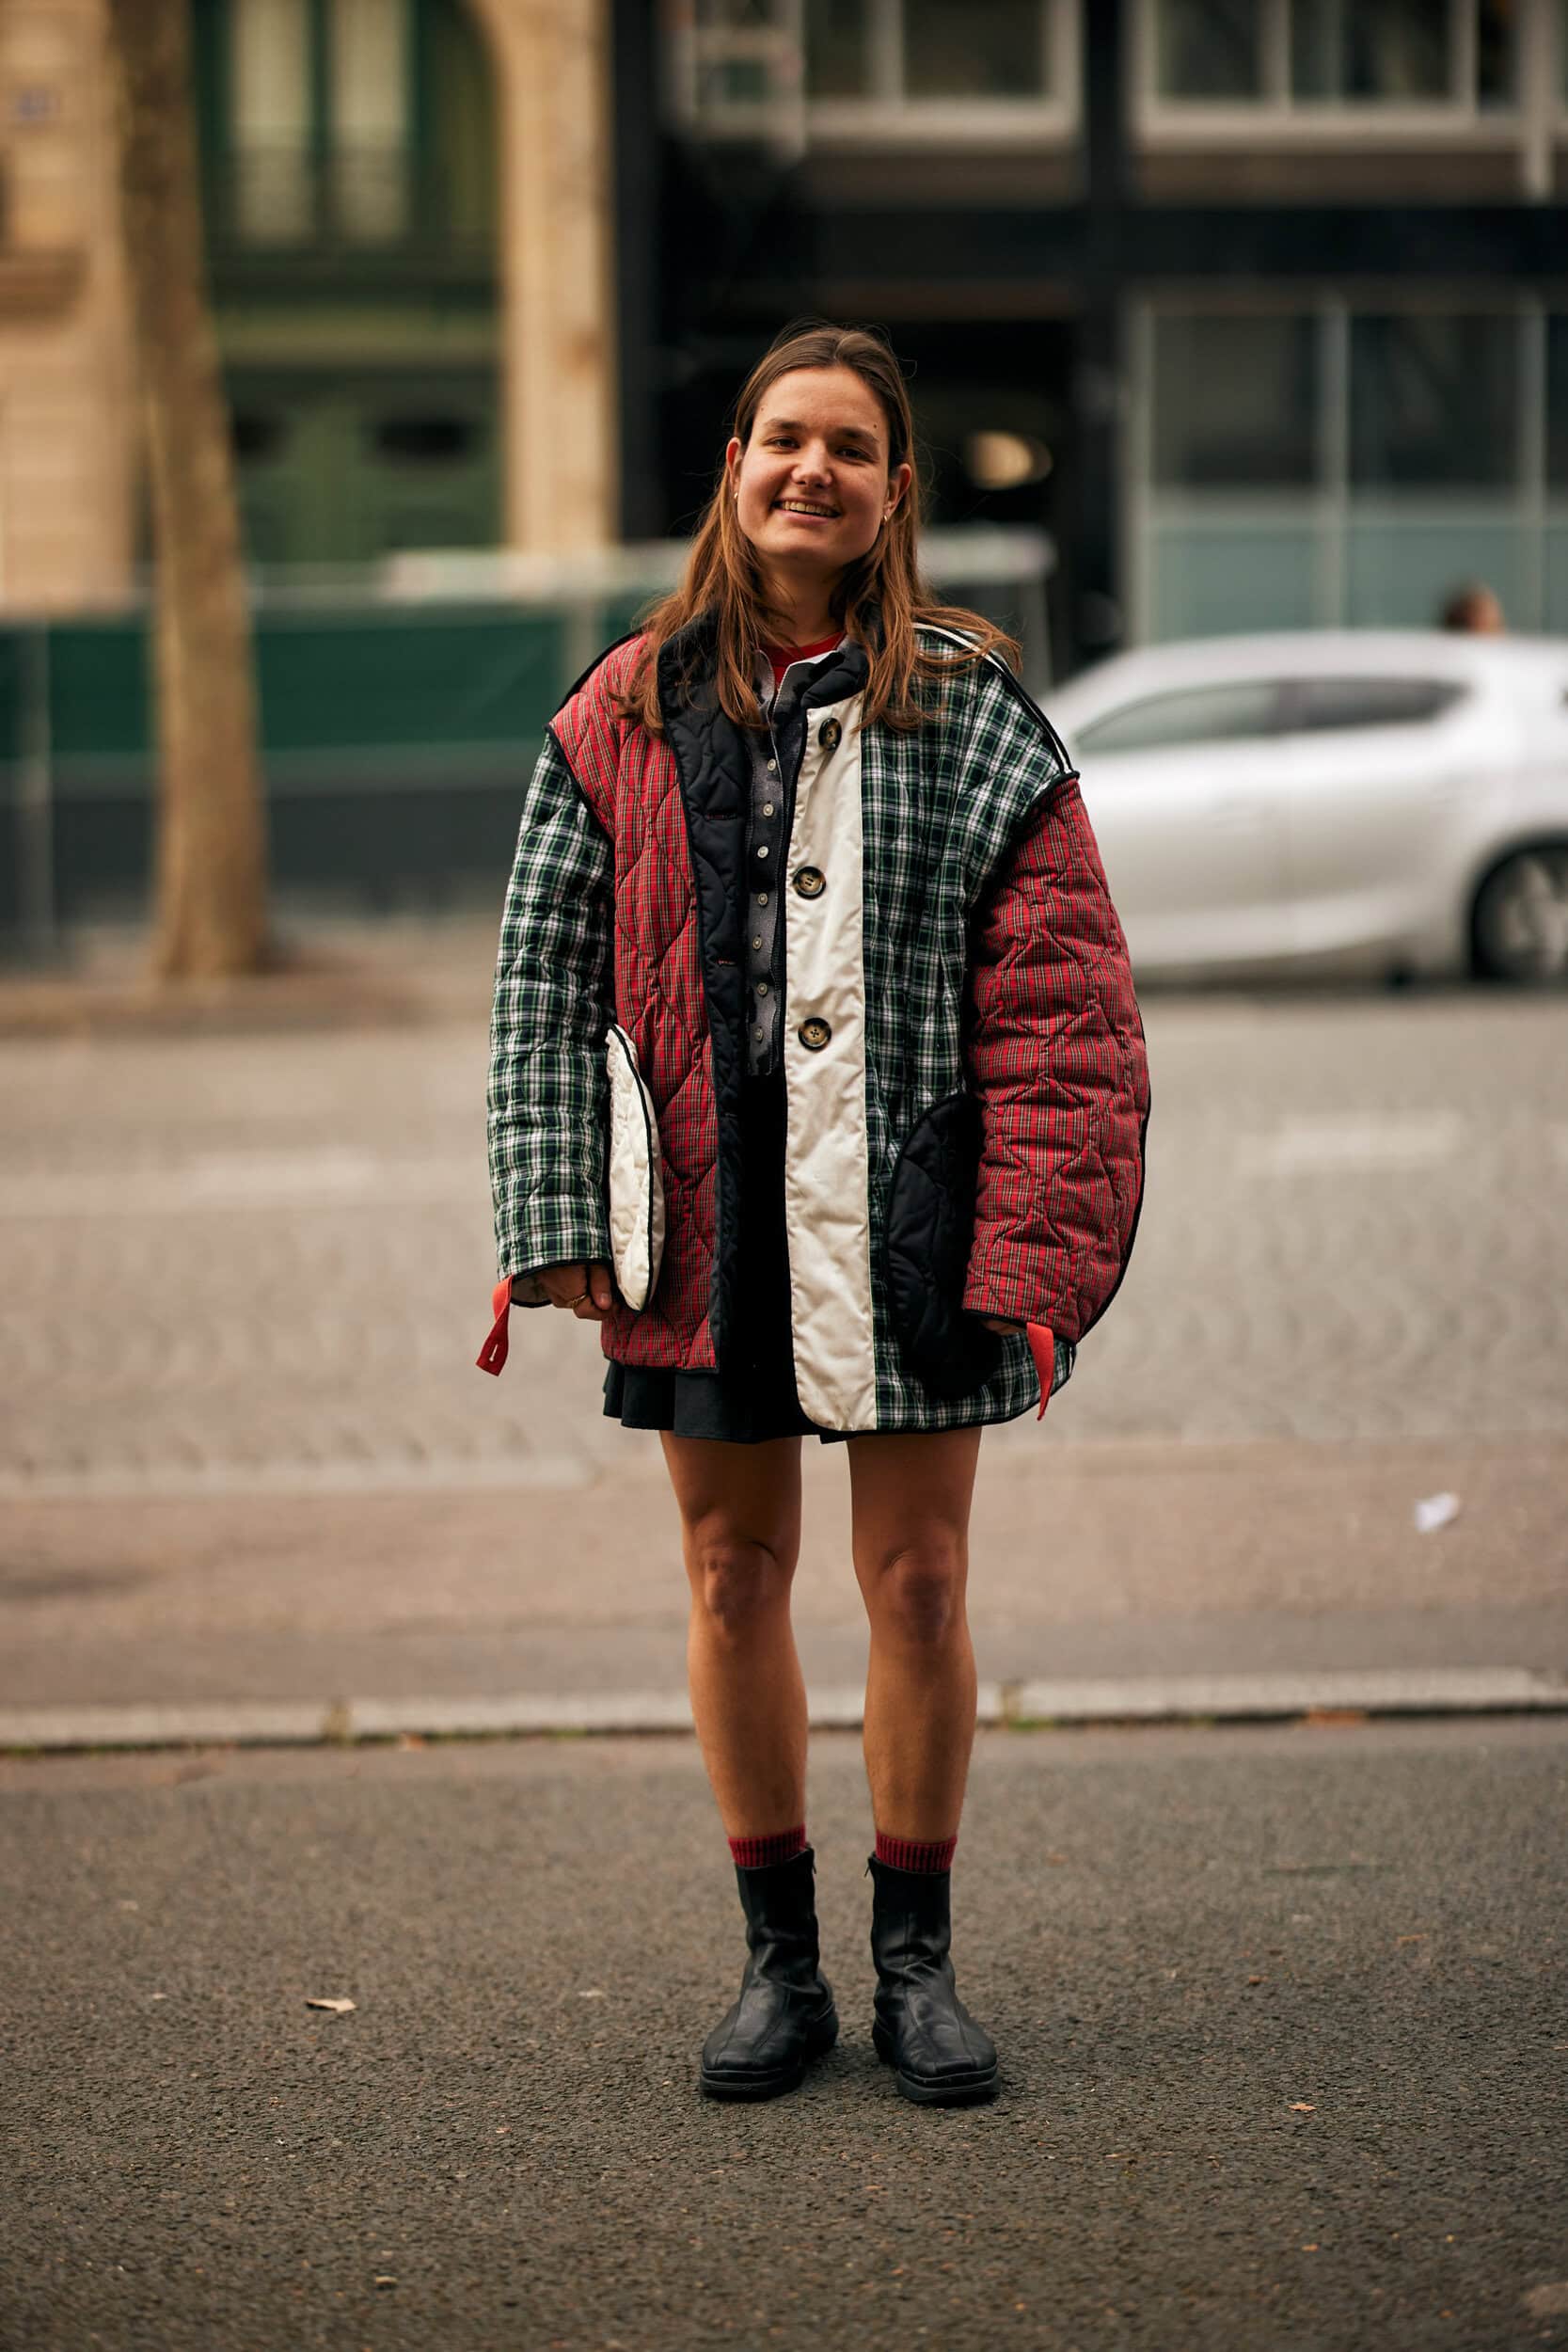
[485,616,1149,1435]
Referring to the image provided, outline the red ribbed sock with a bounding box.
[875,1830,958,1873]
[728,1822,807,1868]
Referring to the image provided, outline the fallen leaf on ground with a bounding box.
[1289,2102,1315,2112]
[305,1996,356,2014]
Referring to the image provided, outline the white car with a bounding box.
[1047,631,1568,985]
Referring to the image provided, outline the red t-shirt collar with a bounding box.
[761,633,844,689]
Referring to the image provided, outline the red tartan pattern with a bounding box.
[535,631,1149,1416]
[552,642,721,1371]
[961,776,1148,1342]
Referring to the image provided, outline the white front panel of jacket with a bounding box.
[782,692,878,1432]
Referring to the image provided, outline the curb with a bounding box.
[3,1669,1567,1754]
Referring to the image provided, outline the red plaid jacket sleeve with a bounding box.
[961,775,1149,1343]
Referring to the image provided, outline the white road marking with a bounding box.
[0,1151,482,1217]
[1236,1115,1465,1175]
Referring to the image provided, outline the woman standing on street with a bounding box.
[481,322,1148,2107]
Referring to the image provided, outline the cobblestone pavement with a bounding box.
[3,977,1565,1496]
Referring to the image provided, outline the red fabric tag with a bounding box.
[477,1278,512,1375]
[1025,1323,1054,1419]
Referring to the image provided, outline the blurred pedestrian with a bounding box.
[481,322,1148,2107]
[1439,581,1506,633]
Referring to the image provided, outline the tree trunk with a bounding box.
[106,0,271,978]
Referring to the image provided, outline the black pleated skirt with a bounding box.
[602,1064,852,1445]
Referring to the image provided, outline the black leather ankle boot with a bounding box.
[699,1845,838,2101]
[866,1854,999,2106]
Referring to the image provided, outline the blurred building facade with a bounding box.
[0,0,617,614]
[0,0,134,611]
[2,0,1567,669]
[643,0,1568,667]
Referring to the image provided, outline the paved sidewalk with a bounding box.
[3,1432,1565,1737]
[3,1718,1564,2352]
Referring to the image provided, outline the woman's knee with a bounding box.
[861,1537,967,1646]
[687,1531,796,1638]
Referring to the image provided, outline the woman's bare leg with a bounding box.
[847,1427,984,1841]
[661,1432,807,1836]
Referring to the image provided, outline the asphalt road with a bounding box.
[3,1718,1565,2352]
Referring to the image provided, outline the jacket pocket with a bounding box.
[883,1090,1003,1399]
[605,1024,666,1311]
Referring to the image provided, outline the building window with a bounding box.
[1156,0,1262,100]
[1145,0,1519,111]
[231,0,311,240]
[1291,3,1451,104]
[803,0,869,97]
[1549,315,1568,489]
[670,0,1073,137]
[1350,314,1518,489]
[1151,313,1316,486]
[208,0,491,252]
[903,0,1050,96]
[1135,301,1568,641]
[330,0,411,242]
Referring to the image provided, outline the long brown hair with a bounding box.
[615,321,1021,734]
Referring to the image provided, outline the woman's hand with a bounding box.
[526,1262,615,1321]
[974,1313,1024,1336]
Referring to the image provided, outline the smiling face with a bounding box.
[725,364,912,608]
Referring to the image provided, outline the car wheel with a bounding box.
[1471,846,1568,985]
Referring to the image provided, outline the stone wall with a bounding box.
[0,0,135,613]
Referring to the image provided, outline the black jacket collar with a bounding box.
[658,608,871,727]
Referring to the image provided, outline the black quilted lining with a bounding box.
[884,1090,1005,1398]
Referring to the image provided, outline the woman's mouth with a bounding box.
[774,499,840,520]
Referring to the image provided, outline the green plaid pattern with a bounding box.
[486,630,1144,1431]
[487,732,614,1299]
[858,636,1076,1429]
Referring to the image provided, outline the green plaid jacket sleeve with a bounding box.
[486,731,614,1299]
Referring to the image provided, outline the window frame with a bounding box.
[1126,290,1568,641]
[1130,0,1563,161]
[211,0,424,248]
[664,0,1081,147]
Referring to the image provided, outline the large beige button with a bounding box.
[798,1018,832,1052]
[793,866,826,899]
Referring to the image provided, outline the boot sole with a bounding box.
[699,2009,838,2102]
[872,2020,999,2106]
